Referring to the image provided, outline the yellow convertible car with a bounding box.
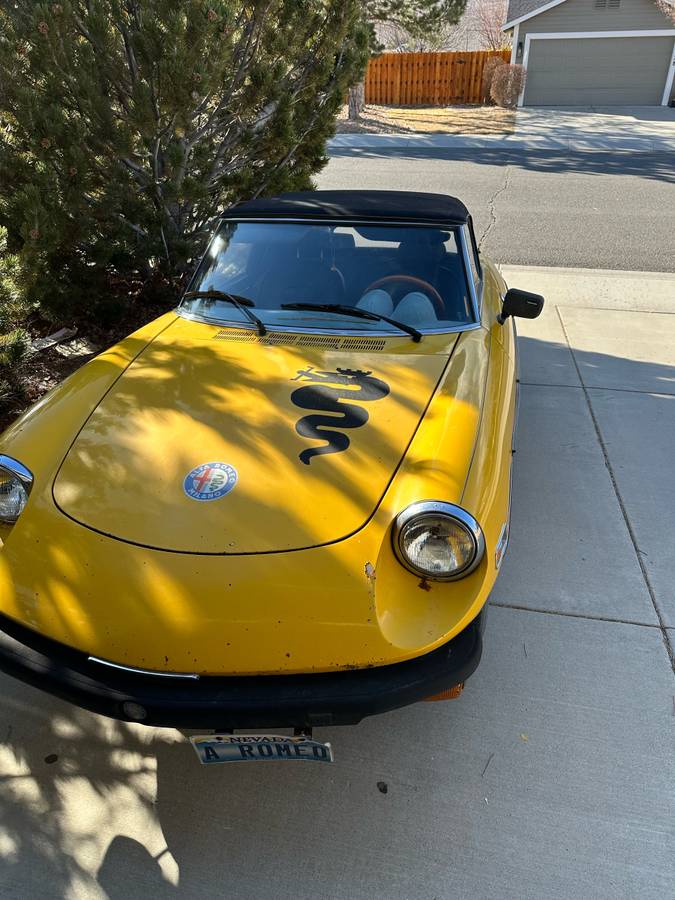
[0,191,543,763]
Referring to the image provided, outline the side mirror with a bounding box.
[497,288,544,325]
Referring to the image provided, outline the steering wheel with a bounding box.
[363,275,445,318]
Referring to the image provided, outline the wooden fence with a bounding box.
[364,50,511,106]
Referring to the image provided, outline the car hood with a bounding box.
[53,318,456,553]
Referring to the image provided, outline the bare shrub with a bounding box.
[482,56,506,103]
[654,0,675,24]
[490,64,526,108]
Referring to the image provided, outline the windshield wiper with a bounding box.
[183,290,267,336]
[280,303,422,343]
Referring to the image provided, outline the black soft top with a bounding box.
[223,190,469,225]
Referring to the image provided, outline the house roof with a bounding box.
[503,0,569,29]
[503,0,675,30]
[504,0,549,26]
[225,191,470,225]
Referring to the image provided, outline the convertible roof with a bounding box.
[224,190,470,225]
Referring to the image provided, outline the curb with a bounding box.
[327,133,675,153]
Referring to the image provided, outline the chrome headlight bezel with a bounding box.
[0,454,34,525]
[392,501,485,581]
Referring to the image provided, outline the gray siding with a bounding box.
[523,34,675,104]
[513,0,675,63]
[523,0,674,33]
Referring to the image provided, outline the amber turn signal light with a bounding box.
[423,683,464,702]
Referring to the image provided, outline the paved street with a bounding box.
[1,265,673,899]
[319,148,675,271]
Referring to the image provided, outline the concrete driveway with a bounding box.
[515,105,675,150]
[0,270,673,899]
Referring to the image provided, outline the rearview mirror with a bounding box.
[497,288,544,325]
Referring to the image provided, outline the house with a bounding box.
[502,0,675,106]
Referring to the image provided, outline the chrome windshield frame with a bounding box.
[457,225,481,322]
[180,217,479,336]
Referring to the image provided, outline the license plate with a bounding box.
[190,733,334,765]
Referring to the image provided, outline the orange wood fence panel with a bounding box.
[364,49,510,106]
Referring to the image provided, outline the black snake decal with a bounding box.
[290,366,390,465]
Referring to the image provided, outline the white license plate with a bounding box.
[190,733,334,765]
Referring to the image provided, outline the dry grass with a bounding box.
[336,103,515,135]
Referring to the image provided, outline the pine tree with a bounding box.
[0,1,369,320]
[366,0,467,42]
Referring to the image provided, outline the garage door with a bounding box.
[523,36,675,106]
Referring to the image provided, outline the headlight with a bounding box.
[393,501,485,581]
[0,455,33,524]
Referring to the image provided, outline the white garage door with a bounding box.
[523,36,675,106]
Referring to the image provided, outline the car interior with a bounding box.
[188,222,476,328]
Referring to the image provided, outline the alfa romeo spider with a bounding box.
[0,191,543,763]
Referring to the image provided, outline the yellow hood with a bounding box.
[53,318,455,553]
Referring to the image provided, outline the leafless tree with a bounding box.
[377,19,469,51]
[474,0,511,51]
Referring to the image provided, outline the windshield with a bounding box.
[180,220,476,334]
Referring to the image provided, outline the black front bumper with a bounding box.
[0,609,485,729]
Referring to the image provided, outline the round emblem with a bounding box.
[183,462,237,502]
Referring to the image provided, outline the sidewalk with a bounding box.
[329,105,675,153]
[498,264,675,312]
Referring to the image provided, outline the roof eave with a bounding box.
[502,0,570,31]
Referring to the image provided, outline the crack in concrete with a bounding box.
[490,600,663,629]
[555,306,675,672]
[520,381,675,398]
[480,165,511,247]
